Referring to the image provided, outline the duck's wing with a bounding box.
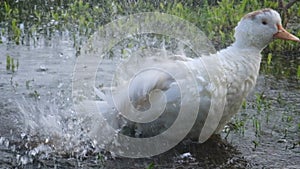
[110,56,187,124]
[93,51,227,142]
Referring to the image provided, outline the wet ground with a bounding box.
[0,34,299,169]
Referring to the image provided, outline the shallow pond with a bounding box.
[1,1,300,168]
[0,30,299,169]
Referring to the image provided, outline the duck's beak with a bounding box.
[273,24,300,42]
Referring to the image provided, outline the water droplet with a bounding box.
[20,155,32,165]
[10,145,16,152]
[4,139,9,147]
[277,138,287,143]
[57,83,63,88]
[0,137,5,145]
[29,148,39,156]
[21,133,26,139]
[38,65,48,72]
[180,152,191,158]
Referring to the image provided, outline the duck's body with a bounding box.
[210,47,262,132]
[92,9,299,143]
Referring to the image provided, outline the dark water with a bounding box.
[0,32,299,168]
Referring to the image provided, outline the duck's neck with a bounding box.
[220,45,262,68]
[218,45,263,89]
[232,41,266,53]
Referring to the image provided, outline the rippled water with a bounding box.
[0,33,299,168]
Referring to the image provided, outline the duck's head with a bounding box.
[233,8,299,51]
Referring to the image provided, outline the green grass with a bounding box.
[0,0,299,77]
[1,0,299,49]
[6,54,18,72]
[146,162,155,169]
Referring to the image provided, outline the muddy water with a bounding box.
[227,75,300,169]
[0,35,299,168]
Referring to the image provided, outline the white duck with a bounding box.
[90,8,299,144]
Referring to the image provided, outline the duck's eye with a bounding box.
[262,20,267,25]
